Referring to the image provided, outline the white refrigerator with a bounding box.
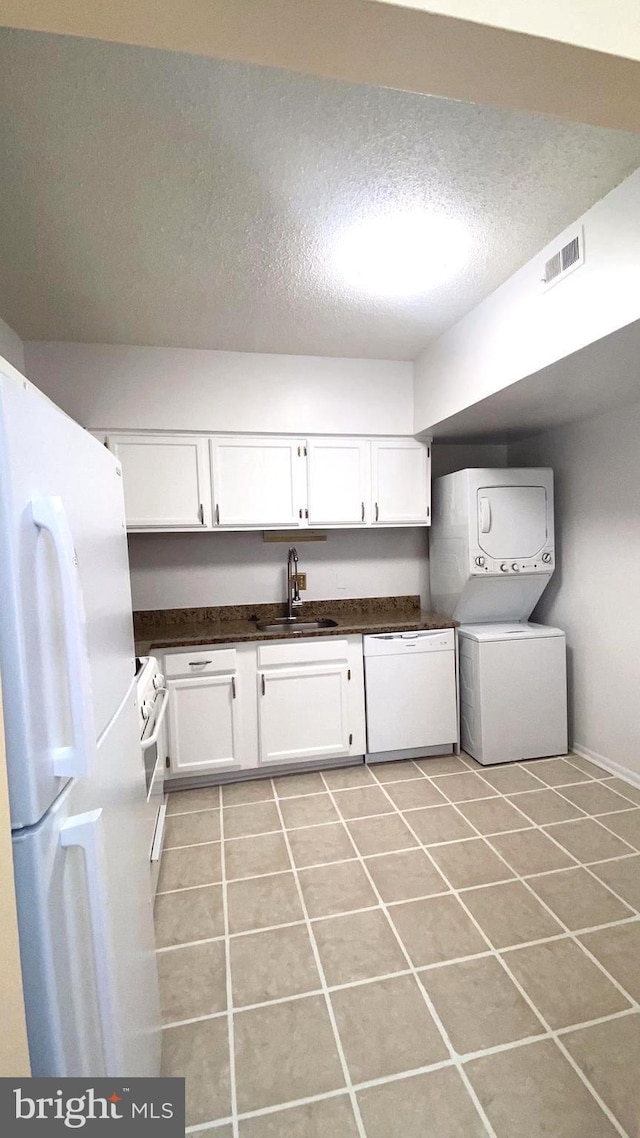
[0,360,161,1077]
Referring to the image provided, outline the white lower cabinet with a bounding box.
[162,636,366,778]
[164,647,244,776]
[167,675,241,775]
[258,663,351,765]
[257,637,365,767]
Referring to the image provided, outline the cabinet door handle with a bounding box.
[361,501,365,522]
[299,508,303,519]
[231,676,237,699]
[375,501,379,522]
[305,508,309,519]
[198,502,204,524]
[261,673,266,696]
[215,503,220,525]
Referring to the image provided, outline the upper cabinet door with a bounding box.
[106,434,212,530]
[210,437,306,528]
[306,439,370,526]
[371,440,430,526]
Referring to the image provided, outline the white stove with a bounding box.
[136,655,166,740]
[135,656,169,893]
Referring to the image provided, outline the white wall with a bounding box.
[128,527,431,611]
[431,442,507,479]
[23,343,414,436]
[0,316,24,374]
[414,168,640,434]
[509,401,640,780]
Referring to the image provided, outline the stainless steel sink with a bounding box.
[256,618,338,634]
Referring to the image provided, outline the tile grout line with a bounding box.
[395,766,640,980]
[159,918,640,1029]
[155,844,640,897]
[268,777,369,1138]
[217,783,240,1138]
[165,756,640,1133]
[420,768,640,1009]
[532,780,640,853]
[318,770,499,1138]
[166,752,640,817]
[156,895,640,954]
[368,766,640,1013]
[164,781,640,847]
[365,765,634,1138]
[156,840,639,895]
[470,806,640,971]
[183,996,640,1135]
[391,767,640,1135]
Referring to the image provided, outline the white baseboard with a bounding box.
[571,742,640,790]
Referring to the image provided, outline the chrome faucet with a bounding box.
[286,547,303,620]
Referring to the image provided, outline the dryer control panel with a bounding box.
[471,551,554,576]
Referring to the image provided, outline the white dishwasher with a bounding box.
[364,629,458,762]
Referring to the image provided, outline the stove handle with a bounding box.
[141,688,169,750]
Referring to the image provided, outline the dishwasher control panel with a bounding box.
[363,629,455,656]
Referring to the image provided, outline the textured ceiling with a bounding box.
[1,30,640,360]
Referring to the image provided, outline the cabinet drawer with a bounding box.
[164,647,237,678]
[258,639,350,668]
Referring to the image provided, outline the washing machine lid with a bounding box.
[457,621,564,642]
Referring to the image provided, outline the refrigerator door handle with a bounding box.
[31,496,96,778]
[60,808,122,1075]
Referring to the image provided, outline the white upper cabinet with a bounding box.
[371,439,430,525]
[306,438,370,526]
[106,434,211,530]
[109,431,431,532]
[210,437,306,528]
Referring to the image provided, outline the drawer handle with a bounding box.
[189,659,212,667]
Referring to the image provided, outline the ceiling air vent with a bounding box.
[542,227,584,291]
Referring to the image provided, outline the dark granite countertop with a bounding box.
[134,596,456,656]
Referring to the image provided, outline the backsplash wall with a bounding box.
[128,527,431,611]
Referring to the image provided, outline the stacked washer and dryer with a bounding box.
[430,469,568,765]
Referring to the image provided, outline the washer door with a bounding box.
[476,485,548,559]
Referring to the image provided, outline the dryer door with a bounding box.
[476,485,548,559]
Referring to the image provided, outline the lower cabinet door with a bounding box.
[258,663,351,765]
[167,674,241,774]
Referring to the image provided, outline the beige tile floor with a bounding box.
[155,753,640,1137]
